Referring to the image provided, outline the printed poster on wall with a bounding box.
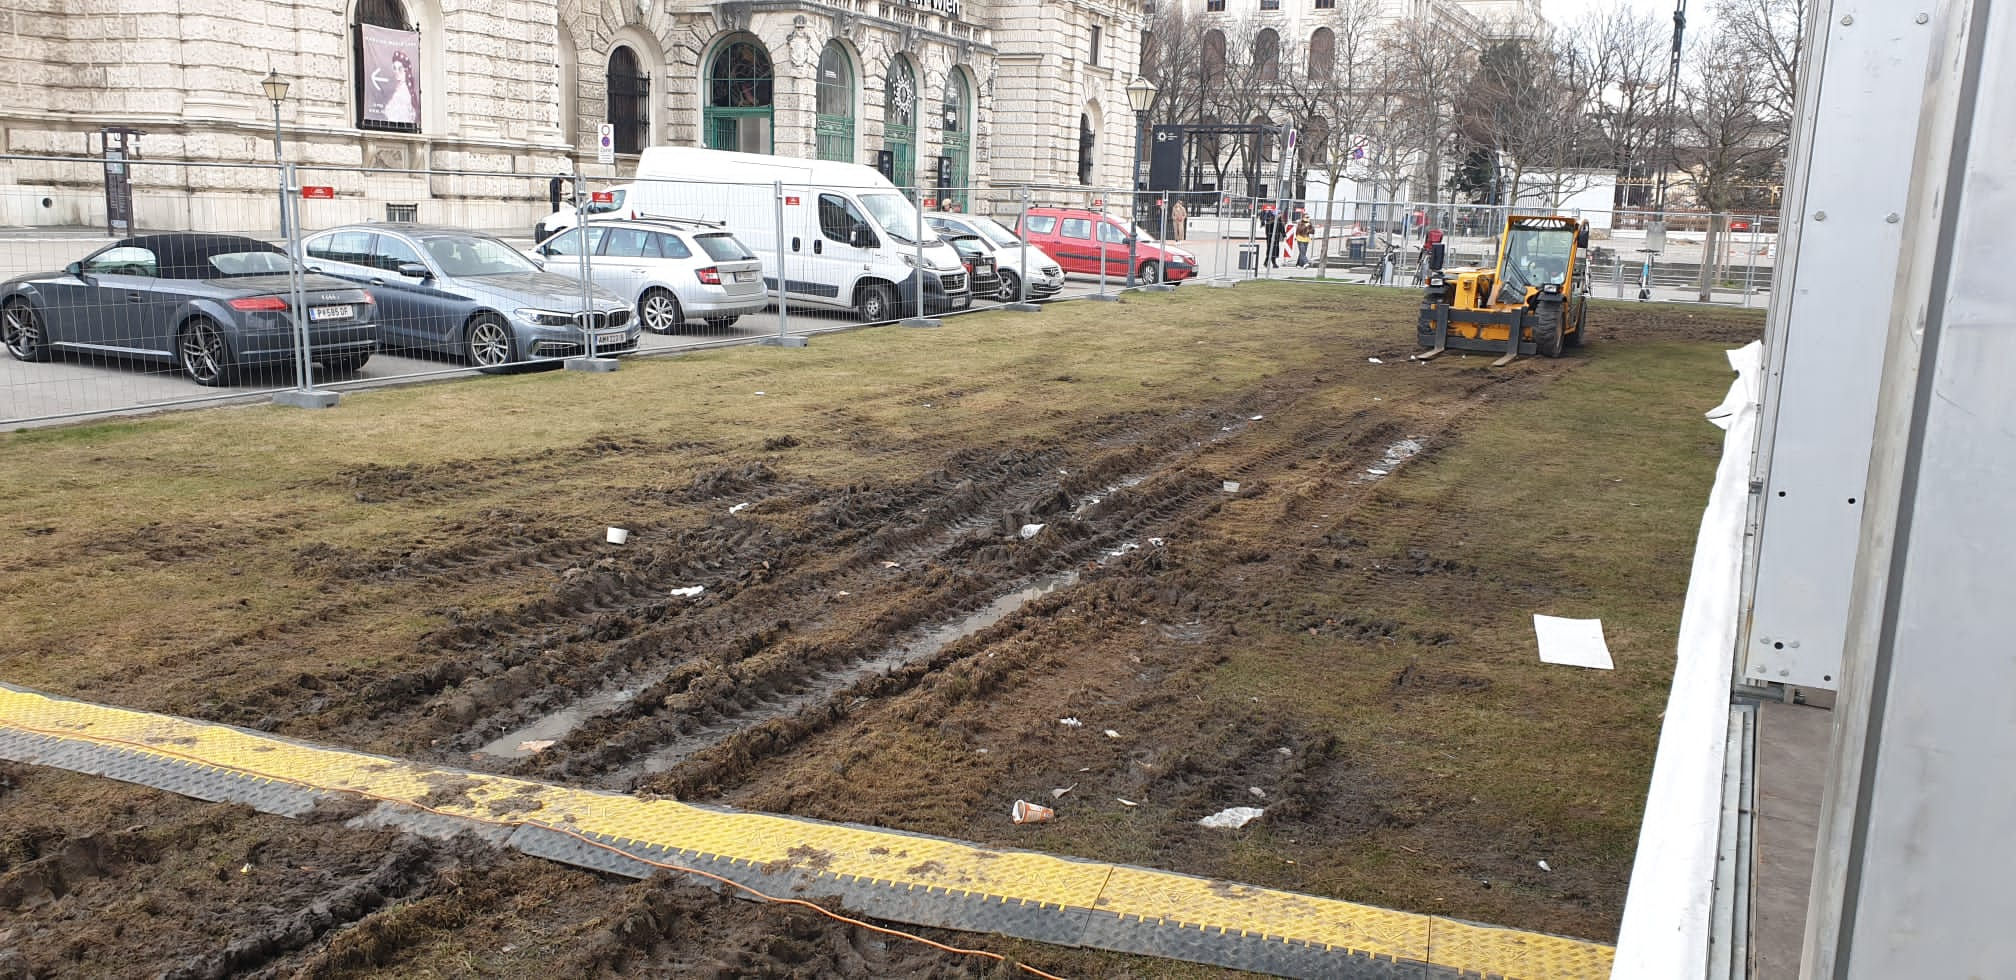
[361,24,421,126]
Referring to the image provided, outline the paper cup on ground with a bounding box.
[606,527,629,545]
[1011,799,1054,824]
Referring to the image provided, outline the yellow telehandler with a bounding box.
[1413,214,1590,366]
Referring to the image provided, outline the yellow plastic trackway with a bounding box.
[0,685,1613,979]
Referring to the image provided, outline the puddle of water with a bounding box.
[476,686,637,760]
[620,571,1081,782]
[1073,475,1147,518]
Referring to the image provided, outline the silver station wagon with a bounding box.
[533,218,768,333]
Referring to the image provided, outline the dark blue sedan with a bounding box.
[1,234,377,386]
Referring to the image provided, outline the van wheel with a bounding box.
[639,289,683,334]
[856,284,895,322]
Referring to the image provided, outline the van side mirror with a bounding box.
[396,262,431,279]
[850,226,877,249]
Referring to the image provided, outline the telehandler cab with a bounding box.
[1413,214,1591,366]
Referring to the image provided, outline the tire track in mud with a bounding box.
[440,364,1536,801]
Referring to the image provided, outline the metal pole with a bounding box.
[1147,197,1174,291]
[761,180,804,346]
[1091,188,1115,300]
[271,161,337,409]
[1128,109,1145,287]
[577,175,594,359]
[1742,215,1760,308]
[1246,198,1257,280]
[272,99,288,240]
[901,179,939,327]
[1006,185,1039,312]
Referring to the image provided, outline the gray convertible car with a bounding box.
[298,224,636,370]
[1,233,377,386]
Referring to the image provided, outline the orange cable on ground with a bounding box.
[5,720,1070,980]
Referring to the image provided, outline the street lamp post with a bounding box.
[1125,76,1156,287]
[263,70,290,239]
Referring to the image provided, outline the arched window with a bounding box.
[607,46,650,154]
[1309,28,1335,81]
[705,38,774,154]
[1203,30,1226,86]
[1078,114,1095,185]
[355,0,420,131]
[815,42,855,163]
[883,58,916,187]
[939,69,971,208]
[1255,29,1280,83]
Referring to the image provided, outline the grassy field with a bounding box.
[0,283,1764,978]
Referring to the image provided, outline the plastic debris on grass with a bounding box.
[1019,523,1046,539]
[1059,717,1083,728]
[1011,800,1055,824]
[728,502,751,515]
[669,586,705,599]
[1199,806,1266,829]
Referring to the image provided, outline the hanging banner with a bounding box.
[361,25,421,126]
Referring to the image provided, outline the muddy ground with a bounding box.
[0,287,1762,979]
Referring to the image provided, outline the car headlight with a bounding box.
[515,308,574,326]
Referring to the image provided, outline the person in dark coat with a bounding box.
[1262,206,1286,268]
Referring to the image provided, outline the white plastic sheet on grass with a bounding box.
[1534,615,1615,670]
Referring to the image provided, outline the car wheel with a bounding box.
[178,316,237,387]
[997,270,1022,303]
[705,316,740,330]
[856,283,895,322]
[464,313,517,372]
[2,299,50,362]
[319,353,371,375]
[639,289,683,334]
[1138,261,1161,284]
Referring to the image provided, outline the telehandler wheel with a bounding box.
[1565,297,1588,349]
[1531,302,1566,358]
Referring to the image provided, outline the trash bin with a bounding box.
[1347,237,1367,261]
[1237,243,1261,270]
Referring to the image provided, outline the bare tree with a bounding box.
[1715,0,1807,125]
[1677,23,1783,299]
[1454,31,1600,209]
[1272,0,1387,274]
[1378,18,1473,207]
[1577,6,1670,208]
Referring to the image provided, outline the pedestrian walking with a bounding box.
[1170,198,1188,242]
[1294,213,1315,267]
[1262,206,1286,269]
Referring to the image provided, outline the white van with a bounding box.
[542,147,969,321]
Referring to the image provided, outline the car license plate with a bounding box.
[308,304,353,322]
[734,270,758,282]
[597,329,628,343]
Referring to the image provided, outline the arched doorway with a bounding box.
[883,57,917,188]
[939,69,970,209]
[705,37,773,154]
[607,45,650,154]
[815,41,855,163]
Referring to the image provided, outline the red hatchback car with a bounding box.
[1015,207,1198,283]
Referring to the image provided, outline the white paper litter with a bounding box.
[1533,615,1615,669]
[1019,523,1046,539]
[1250,414,1264,421]
[1222,481,1240,493]
[669,586,706,598]
[835,590,851,597]
[753,391,766,396]
[1368,357,1384,364]
[1117,798,1139,807]
[1058,717,1083,728]
[605,527,629,544]
[1149,537,1165,546]
[728,502,751,514]
[880,560,901,568]
[1249,786,1266,798]
[1104,729,1122,738]
[1538,860,1553,872]
[1367,468,1389,476]
[1198,806,1266,829]
[1052,785,1075,799]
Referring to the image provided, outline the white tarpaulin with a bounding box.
[1534,615,1615,670]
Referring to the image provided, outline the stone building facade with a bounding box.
[0,0,1149,232]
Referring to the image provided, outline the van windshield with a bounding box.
[859,192,939,245]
